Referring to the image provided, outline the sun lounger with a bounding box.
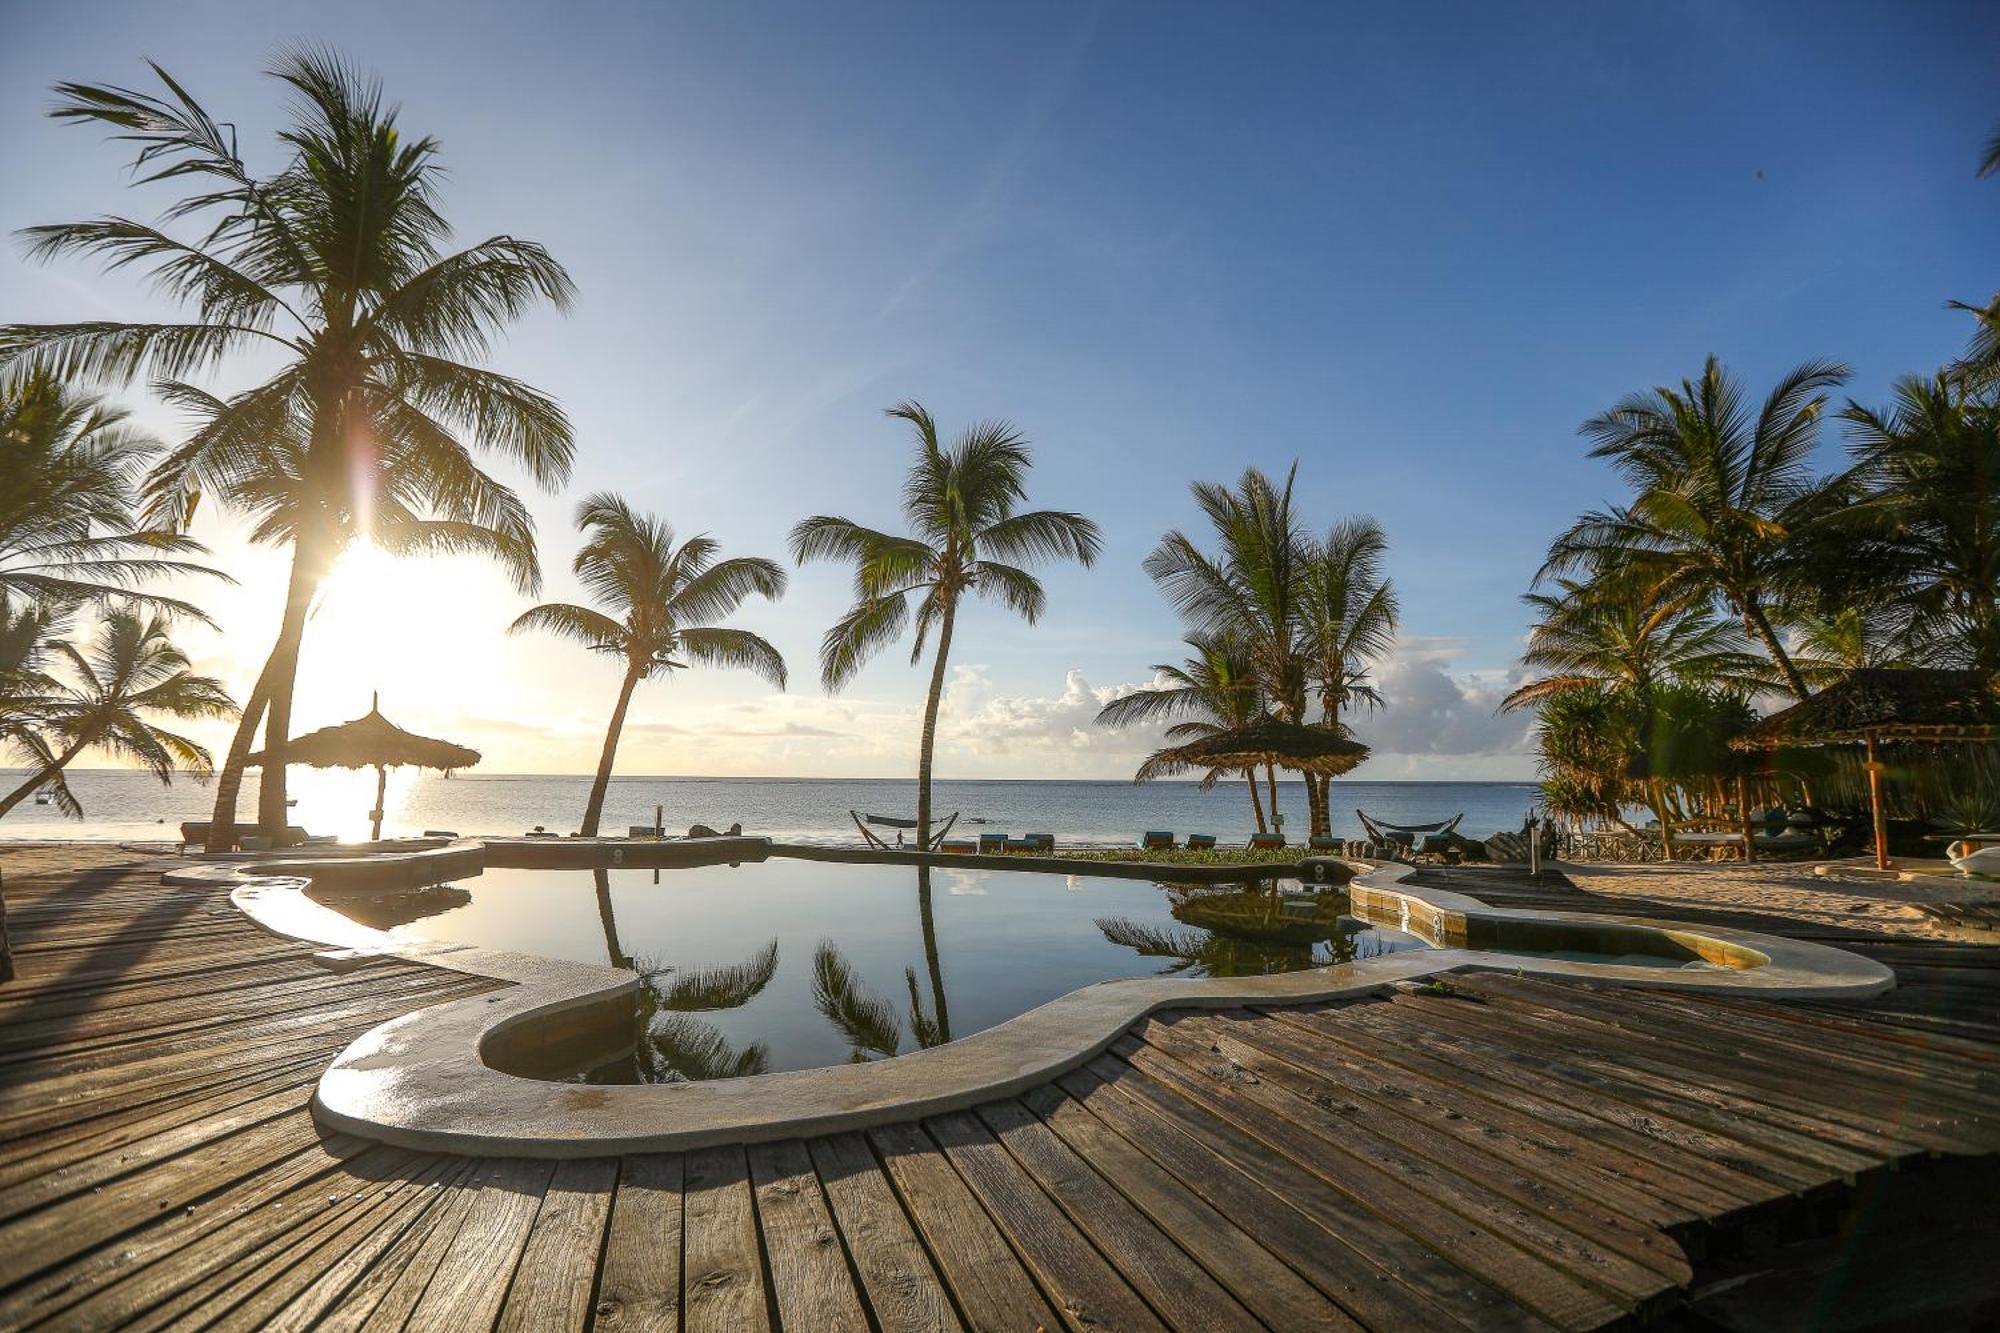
[938,839,976,854]
[1308,835,1338,852]
[1248,832,1287,851]
[1185,834,1216,850]
[978,832,1008,854]
[1140,831,1175,850]
[178,821,309,851]
[1023,833,1055,852]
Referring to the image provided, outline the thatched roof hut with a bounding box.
[1136,715,1369,781]
[250,694,481,841]
[1731,668,2000,868]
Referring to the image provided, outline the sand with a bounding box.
[1561,857,2000,941]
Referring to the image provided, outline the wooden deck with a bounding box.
[2,857,1997,1330]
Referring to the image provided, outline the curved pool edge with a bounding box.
[174,840,1896,1159]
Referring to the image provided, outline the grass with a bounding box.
[1051,846,1309,868]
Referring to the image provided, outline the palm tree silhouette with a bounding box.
[513,494,786,836]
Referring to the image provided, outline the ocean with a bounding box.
[0,768,1541,847]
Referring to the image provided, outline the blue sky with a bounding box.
[2,1,1994,779]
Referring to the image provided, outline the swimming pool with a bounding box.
[312,858,1430,1081]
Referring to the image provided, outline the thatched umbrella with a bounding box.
[248,693,480,841]
[1731,668,2000,869]
[1136,715,1369,808]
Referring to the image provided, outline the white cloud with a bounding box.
[1348,638,1535,760]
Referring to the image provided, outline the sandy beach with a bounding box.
[1561,857,2000,942]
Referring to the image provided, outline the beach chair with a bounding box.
[1022,833,1055,852]
[1140,831,1176,851]
[978,832,1008,854]
[938,839,976,854]
[1185,834,1216,851]
[1308,835,1339,853]
[1248,832,1287,851]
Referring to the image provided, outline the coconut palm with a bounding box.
[512,494,787,837]
[1839,374,2000,669]
[0,372,217,618]
[2,51,575,843]
[1540,356,1849,700]
[0,603,77,820]
[1143,466,1313,830]
[0,610,235,818]
[791,402,1100,847]
[1297,517,1399,834]
[1502,574,1772,712]
[1097,631,1271,830]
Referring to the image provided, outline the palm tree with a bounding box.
[0,603,77,820]
[1143,466,1309,830]
[0,610,235,818]
[512,494,787,837]
[1297,517,1399,834]
[0,372,218,618]
[1097,632,1271,830]
[1502,574,1772,712]
[1541,356,1850,699]
[791,402,1100,847]
[2,52,575,843]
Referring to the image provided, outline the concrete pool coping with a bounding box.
[170,838,1897,1158]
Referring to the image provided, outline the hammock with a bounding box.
[850,809,962,850]
[1355,809,1464,844]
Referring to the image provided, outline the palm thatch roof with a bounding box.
[247,701,481,772]
[1136,715,1369,780]
[1731,669,2000,749]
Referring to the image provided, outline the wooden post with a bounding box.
[1866,732,1891,870]
[1738,774,1756,864]
[655,803,663,838]
[0,869,12,985]
[370,762,388,843]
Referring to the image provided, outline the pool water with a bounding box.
[314,858,1429,1082]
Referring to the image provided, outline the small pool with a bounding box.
[312,858,1429,1082]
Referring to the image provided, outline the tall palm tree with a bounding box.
[0,372,217,617]
[512,494,787,837]
[0,610,235,818]
[2,52,575,843]
[1840,374,2000,668]
[1297,517,1399,835]
[1501,574,1772,712]
[1143,466,1309,829]
[1541,356,1849,700]
[791,402,1100,847]
[1096,631,1271,830]
[0,603,77,819]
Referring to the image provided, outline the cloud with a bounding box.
[1349,639,1535,758]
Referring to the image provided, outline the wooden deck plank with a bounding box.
[974,1097,1263,1331]
[923,1108,1170,1332]
[869,1120,1063,1331]
[807,1132,964,1333]
[595,1152,684,1332]
[681,1144,772,1333]
[747,1138,871,1332]
[404,1156,556,1332]
[1021,1081,1362,1332]
[499,1155,620,1332]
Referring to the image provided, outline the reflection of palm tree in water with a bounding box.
[591,868,778,1082]
[1097,882,1401,977]
[814,865,955,1061]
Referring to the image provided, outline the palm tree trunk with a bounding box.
[916,865,950,1043]
[1742,598,1810,701]
[257,541,328,840]
[206,660,273,851]
[1244,768,1267,833]
[1265,763,1280,837]
[0,869,11,985]
[915,602,958,849]
[0,733,93,819]
[582,660,644,837]
[593,867,629,969]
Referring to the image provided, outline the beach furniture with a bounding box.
[1023,833,1055,852]
[1185,834,1216,851]
[1248,832,1287,851]
[1356,809,1463,850]
[1140,831,1176,851]
[851,808,961,850]
[1308,835,1339,852]
[178,820,309,851]
[938,838,977,854]
[978,832,1008,854]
